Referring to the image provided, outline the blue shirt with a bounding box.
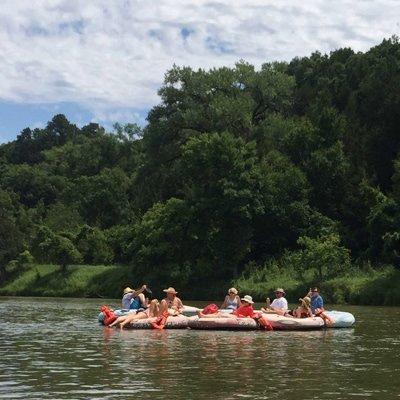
[311,295,323,313]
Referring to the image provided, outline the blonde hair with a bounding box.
[228,287,238,295]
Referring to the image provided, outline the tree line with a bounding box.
[1,37,400,295]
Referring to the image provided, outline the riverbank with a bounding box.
[234,265,400,306]
[1,263,399,305]
[0,264,135,299]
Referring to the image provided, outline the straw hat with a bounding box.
[299,296,311,308]
[123,287,134,295]
[241,295,254,304]
[274,288,285,294]
[228,287,238,295]
[163,287,178,294]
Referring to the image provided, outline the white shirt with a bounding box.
[270,297,288,311]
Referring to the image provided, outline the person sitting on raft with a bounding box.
[162,287,184,316]
[121,285,148,311]
[261,288,288,315]
[291,297,313,318]
[221,287,242,310]
[198,295,255,318]
[109,299,164,329]
[307,287,324,314]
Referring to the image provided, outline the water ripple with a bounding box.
[0,298,400,399]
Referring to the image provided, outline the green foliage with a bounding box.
[0,190,24,280]
[39,233,82,272]
[0,264,135,298]
[235,262,400,305]
[289,234,351,282]
[129,198,194,287]
[75,225,114,265]
[3,39,400,303]
[17,250,34,267]
[67,168,131,228]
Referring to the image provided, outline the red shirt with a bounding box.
[233,305,254,318]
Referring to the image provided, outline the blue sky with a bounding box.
[0,0,399,143]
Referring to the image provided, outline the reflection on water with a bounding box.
[0,297,399,399]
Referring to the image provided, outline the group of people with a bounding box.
[109,284,325,329]
[260,287,324,318]
[110,286,183,329]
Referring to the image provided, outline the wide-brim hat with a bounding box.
[241,295,254,304]
[299,296,311,308]
[228,287,238,295]
[163,287,178,294]
[274,288,285,294]
[123,287,134,295]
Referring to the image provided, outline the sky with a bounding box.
[0,0,399,143]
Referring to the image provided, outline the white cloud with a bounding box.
[0,0,399,118]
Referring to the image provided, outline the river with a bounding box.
[0,297,399,399]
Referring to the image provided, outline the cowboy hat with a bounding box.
[228,287,238,295]
[299,296,311,308]
[241,295,254,304]
[274,288,285,294]
[123,287,134,295]
[163,287,178,294]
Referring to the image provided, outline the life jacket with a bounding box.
[202,304,219,315]
[150,311,169,330]
[129,296,142,310]
[253,312,273,331]
[314,308,333,326]
[100,305,117,326]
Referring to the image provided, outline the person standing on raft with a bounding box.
[198,295,255,318]
[221,287,242,310]
[162,287,184,316]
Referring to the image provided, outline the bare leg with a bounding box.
[138,293,147,308]
[148,299,160,317]
[159,299,169,314]
[109,314,130,328]
[197,312,230,318]
[120,310,149,329]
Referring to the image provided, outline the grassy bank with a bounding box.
[0,264,135,298]
[234,265,400,306]
[1,263,400,306]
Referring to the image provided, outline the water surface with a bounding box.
[0,297,399,399]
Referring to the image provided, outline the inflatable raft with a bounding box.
[188,316,258,330]
[124,315,190,330]
[99,308,355,330]
[325,310,355,328]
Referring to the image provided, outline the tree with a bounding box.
[251,150,312,260]
[178,132,264,278]
[0,190,24,281]
[68,168,131,228]
[39,234,82,273]
[288,234,351,282]
[128,198,195,288]
[136,61,295,209]
[75,225,114,264]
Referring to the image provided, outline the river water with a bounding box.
[0,297,399,399]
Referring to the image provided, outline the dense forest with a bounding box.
[1,38,400,303]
